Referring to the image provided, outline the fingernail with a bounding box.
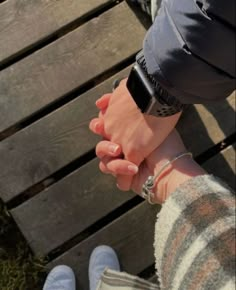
[96,99,102,107]
[94,122,100,131]
[128,165,138,174]
[109,145,119,154]
[116,183,121,189]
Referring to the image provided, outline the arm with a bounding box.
[95,133,236,289]
[90,0,235,189]
[155,175,235,289]
[144,0,235,103]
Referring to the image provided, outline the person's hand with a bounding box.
[95,130,204,204]
[89,79,182,191]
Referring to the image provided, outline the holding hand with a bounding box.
[89,79,181,191]
[95,130,204,204]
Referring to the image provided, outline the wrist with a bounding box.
[154,156,205,203]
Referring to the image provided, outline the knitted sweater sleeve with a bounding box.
[154,175,235,290]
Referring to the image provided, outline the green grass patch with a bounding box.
[0,201,46,290]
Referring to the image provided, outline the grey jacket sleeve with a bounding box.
[143,0,236,104]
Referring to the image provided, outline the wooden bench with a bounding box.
[0,1,235,289]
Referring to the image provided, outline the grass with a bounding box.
[0,201,46,290]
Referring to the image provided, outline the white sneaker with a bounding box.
[43,265,76,290]
[89,245,120,290]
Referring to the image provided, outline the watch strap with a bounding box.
[136,51,187,116]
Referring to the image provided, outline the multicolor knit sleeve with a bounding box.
[154,175,235,290]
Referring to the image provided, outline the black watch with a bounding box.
[127,50,186,117]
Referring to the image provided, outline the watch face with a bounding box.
[127,65,154,113]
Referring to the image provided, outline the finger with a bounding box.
[99,160,111,174]
[131,163,146,194]
[96,94,112,110]
[125,150,143,167]
[96,141,121,159]
[106,159,138,176]
[116,175,133,191]
[99,157,136,191]
[98,110,106,119]
[99,156,138,176]
[115,150,143,192]
[89,118,106,137]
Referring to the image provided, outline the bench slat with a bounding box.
[0,66,131,202]
[48,202,160,290]
[0,2,145,134]
[178,93,235,156]
[0,0,115,64]
[203,145,236,189]
[1,91,234,202]
[11,158,135,255]
[10,107,235,257]
[45,147,234,289]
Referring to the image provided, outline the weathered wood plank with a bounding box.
[0,0,116,63]
[48,202,160,290]
[178,93,235,156]
[0,90,234,202]
[10,96,235,253]
[10,97,235,286]
[11,158,135,255]
[0,2,145,134]
[203,145,236,189]
[45,146,235,290]
[0,66,132,202]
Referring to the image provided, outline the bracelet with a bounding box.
[141,152,193,204]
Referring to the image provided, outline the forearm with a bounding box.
[153,156,205,203]
[154,175,236,289]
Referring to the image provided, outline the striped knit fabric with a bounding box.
[97,175,235,290]
[97,269,160,290]
[155,175,236,290]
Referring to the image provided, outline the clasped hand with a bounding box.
[89,79,182,203]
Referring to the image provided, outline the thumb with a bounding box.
[96,94,112,110]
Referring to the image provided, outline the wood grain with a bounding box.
[177,93,235,156]
[9,93,235,254]
[44,146,235,290]
[0,88,234,202]
[11,158,135,255]
[3,2,235,289]
[0,2,145,134]
[0,66,132,202]
[47,202,160,290]
[203,145,236,189]
[10,95,235,286]
[0,0,115,63]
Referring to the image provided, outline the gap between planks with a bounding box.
[0,2,146,135]
[0,0,122,68]
[1,90,234,203]
[0,66,133,203]
[10,123,236,257]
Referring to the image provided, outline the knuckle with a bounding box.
[99,162,108,174]
[95,146,101,158]
[125,144,143,165]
